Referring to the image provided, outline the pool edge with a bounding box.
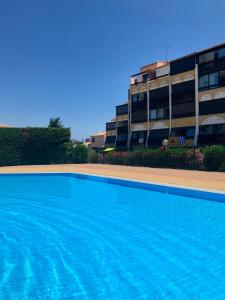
[0,171,225,203]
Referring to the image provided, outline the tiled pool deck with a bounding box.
[0,164,224,192]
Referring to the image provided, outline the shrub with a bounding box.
[90,147,207,170]
[203,145,225,171]
[185,148,204,169]
[73,144,89,163]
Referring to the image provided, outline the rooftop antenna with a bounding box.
[164,45,172,62]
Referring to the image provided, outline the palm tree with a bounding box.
[48,117,64,128]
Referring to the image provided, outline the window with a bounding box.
[218,48,225,58]
[117,120,128,127]
[117,134,128,142]
[199,72,222,90]
[199,51,215,64]
[139,93,145,101]
[220,71,225,86]
[199,75,209,89]
[105,136,116,144]
[116,104,128,115]
[209,72,219,87]
[150,109,156,120]
[92,137,95,143]
[171,127,195,138]
[170,56,195,75]
[200,124,225,135]
[172,80,195,104]
[106,122,116,130]
[132,94,138,102]
[131,92,147,103]
[142,74,148,82]
[186,128,195,137]
[149,107,169,120]
[157,108,164,119]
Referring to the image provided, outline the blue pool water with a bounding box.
[0,174,225,299]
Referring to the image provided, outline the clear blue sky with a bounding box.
[0,0,224,139]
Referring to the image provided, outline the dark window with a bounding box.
[172,80,195,103]
[105,136,116,144]
[170,55,195,75]
[199,74,209,89]
[116,104,128,115]
[199,71,225,90]
[131,110,147,123]
[172,102,196,118]
[131,92,147,103]
[92,137,95,143]
[218,48,225,58]
[172,80,195,118]
[199,51,215,64]
[117,120,128,134]
[117,120,128,127]
[131,92,147,123]
[106,122,116,131]
[117,134,128,142]
[199,47,225,63]
[171,127,195,139]
[220,71,225,86]
[130,131,147,147]
[199,98,225,115]
[116,134,128,148]
[150,107,169,120]
[149,87,169,120]
[198,47,225,75]
[148,129,169,146]
[200,124,225,134]
[199,124,225,145]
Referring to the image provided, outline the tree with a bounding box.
[48,117,64,128]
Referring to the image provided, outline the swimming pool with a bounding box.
[0,173,225,299]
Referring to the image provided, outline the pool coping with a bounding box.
[1,171,225,203]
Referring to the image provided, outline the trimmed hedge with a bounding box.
[0,127,71,166]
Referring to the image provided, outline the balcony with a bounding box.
[106,121,116,131]
[198,57,225,75]
[130,71,156,86]
[116,104,128,116]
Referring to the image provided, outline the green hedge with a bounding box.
[90,146,225,171]
[203,145,225,171]
[0,127,71,166]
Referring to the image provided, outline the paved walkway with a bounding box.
[0,164,225,192]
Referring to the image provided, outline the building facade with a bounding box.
[89,131,106,149]
[105,43,225,148]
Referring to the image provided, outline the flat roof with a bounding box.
[168,42,225,63]
[91,131,106,137]
[131,41,225,75]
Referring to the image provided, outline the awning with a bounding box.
[104,148,115,152]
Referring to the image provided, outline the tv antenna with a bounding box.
[164,45,172,61]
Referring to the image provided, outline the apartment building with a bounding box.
[89,131,106,149]
[105,103,129,149]
[105,42,225,148]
